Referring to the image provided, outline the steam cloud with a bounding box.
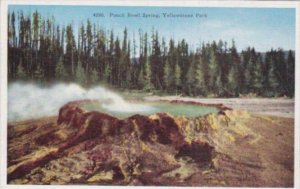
[8,82,155,122]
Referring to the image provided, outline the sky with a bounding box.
[9,5,296,52]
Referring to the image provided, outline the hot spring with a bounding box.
[8,82,219,122]
[80,100,219,119]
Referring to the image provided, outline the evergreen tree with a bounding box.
[150,30,163,90]
[195,55,207,96]
[55,56,67,80]
[144,57,153,91]
[106,30,114,85]
[113,37,121,85]
[208,47,219,93]
[215,73,223,96]
[268,65,279,96]
[65,24,76,78]
[287,50,295,96]
[253,54,263,94]
[166,39,177,92]
[8,11,17,79]
[104,63,112,83]
[227,66,237,96]
[175,62,181,95]
[266,54,279,96]
[244,48,257,93]
[120,28,128,88]
[137,69,145,89]
[163,59,172,92]
[240,48,251,94]
[75,60,87,85]
[32,10,39,75]
[274,49,288,95]
[217,40,229,94]
[186,53,197,96]
[90,69,98,85]
[227,40,240,96]
[178,39,189,93]
[10,11,17,48]
[6,10,296,98]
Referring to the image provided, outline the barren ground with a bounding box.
[7,99,294,186]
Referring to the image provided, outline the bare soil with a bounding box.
[7,99,294,186]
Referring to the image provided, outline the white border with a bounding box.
[294,2,300,189]
[2,0,300,7]
[0,1,299,189]
[0,0,8,187]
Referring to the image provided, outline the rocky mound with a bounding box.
[7,100,294,186]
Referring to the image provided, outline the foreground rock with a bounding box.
[8,100,294,186]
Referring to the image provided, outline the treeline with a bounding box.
[8,11,295,97]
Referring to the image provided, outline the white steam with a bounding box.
[8,82,155,122]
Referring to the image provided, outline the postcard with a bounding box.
[0,0,299,188]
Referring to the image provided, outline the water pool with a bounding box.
[81,101,219,119]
